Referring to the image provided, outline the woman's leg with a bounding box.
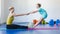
[6,24,28,29]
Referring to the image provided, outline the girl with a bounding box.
[28,3,48,27]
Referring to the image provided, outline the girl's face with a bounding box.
[36,5,40,8]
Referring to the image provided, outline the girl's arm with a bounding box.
[28,10,38,14]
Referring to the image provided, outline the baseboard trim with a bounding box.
[0,22,6,26]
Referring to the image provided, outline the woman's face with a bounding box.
[9,9,14,13]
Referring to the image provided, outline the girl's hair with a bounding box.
[37,3,41,7]
[9,6,14,10]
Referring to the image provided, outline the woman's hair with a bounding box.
[37,3,41,7]
[9,6,14,10]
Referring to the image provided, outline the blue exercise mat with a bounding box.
[0,22,60,34]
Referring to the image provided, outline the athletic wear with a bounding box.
[38,8,48,19]
[6,12,14,25]
[7,24,28,29]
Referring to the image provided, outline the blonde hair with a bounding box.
[9,6,14,10]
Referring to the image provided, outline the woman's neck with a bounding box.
[10,11,14,13]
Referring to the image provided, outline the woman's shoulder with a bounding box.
[9,13,14,16]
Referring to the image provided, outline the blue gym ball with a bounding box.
[49,19,54,26]
[56,19,60,26]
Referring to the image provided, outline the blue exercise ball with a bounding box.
[56,19,60,26]
[49,19,54,26]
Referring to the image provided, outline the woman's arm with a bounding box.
[12,13,29,17]
[12,10,38,17]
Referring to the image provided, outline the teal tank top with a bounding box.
[38,8,48,19]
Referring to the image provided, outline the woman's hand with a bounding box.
[26,13,30,15]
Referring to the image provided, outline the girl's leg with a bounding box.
[39,19,48,24]
[39,18,43,24]
[33,18,43,27]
